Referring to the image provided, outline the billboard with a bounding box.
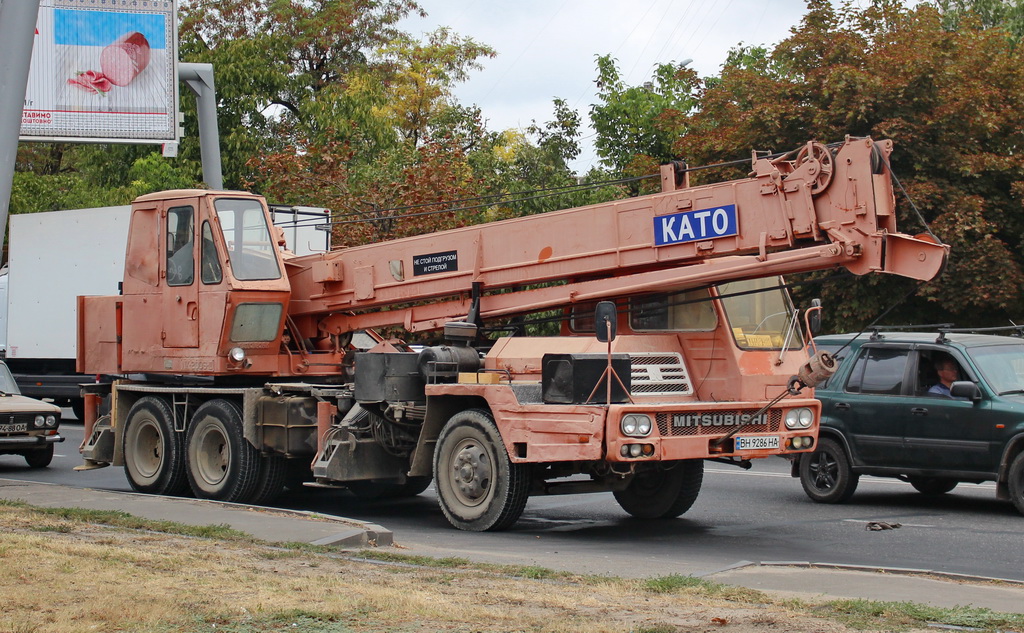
[19,0,178,145]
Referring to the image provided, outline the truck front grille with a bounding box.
[629,353,693,396]
[656,409,782,436]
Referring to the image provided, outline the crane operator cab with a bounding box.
[86,190,292,376]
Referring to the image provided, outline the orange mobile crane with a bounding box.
[77,137,946,530]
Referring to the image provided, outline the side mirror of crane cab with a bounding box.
[807,298,822,336]
[594,301,617,343]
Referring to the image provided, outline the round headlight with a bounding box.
[229,347,246,363]
[33,415,45,428]
[636,416,652,436]
[785,408,814,429]
[621,414,653,438]
[45,415,57,428]
[621,416,638,435]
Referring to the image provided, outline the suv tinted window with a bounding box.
[846,347,908,395]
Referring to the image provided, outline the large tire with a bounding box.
[908,476,958,495]
[799,437,859,503]
[23,443,54,469]
[433,409,529,531]
[1008,452,1024,516]
[613,460,704,519]
[249,455,288,505]
[185,399,261,502]
[123,396,189,495]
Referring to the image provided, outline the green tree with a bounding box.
[935,0,1024,38]
[177,0,427,189]
[675,0,1024,330]
[589,54,698,181]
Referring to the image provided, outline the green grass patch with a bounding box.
[1,500,250,541]
[351,550,472,568]
[186,610,360,633]
[820,598,1024,632]
[644,573,711,593]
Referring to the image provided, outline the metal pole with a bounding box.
[0,0,42,253]
[178,63,223,190]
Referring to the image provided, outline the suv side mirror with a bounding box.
[950,380,982,402]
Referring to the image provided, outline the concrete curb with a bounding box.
[725,560,1024,587]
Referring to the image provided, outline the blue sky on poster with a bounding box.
[53,9,166,48]
[400,0,887,173]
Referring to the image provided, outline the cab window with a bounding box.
[166,205,194,286]
[214,198,282,281]
[629,289,717,332]
[719,277,802,350]
[201,221,223,284]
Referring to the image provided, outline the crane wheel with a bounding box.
[433,409,529,531]
[185,398,261,502]
[123,396,189,496]
[613,459,704,519]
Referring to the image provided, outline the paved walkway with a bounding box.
[2,478,1022,615]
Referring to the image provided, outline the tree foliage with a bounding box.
[590,54,698,181]
[675,0,1024,330]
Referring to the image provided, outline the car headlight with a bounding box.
[45,415,58,428]
[621,414,652,437]
[33,415,46,428]
[785,407,814,429]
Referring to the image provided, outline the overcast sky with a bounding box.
[401,0,823,173]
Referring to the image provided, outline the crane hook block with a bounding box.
[796,351,838,389]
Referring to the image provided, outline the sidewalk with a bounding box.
[0,478,391,547]
[2,477,1022,615]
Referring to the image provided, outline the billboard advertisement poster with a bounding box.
[20,0,178,144]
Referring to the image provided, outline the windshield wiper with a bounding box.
[998,389,1024,396]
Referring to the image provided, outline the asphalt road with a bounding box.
[3,421,1022,580]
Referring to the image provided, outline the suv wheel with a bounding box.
[1009,452,1024,516]
[908,477,958,495]
[799,438,859,503]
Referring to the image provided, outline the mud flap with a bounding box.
[75,414,114,470]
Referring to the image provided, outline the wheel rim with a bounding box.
[129,418,163,480]
[193,422,230,487]
[448,437,492,508]
[810,451,838,490]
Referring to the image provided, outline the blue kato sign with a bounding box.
[654,204,738,246]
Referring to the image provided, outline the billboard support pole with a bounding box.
[0,0,42,255]
[179,63,223,191]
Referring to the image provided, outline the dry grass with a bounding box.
[0,504,1015,633]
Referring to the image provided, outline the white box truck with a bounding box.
[0,203,329,418]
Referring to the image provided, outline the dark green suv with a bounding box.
[796,329,1024,515]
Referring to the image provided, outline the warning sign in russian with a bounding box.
[413,250,459,276]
